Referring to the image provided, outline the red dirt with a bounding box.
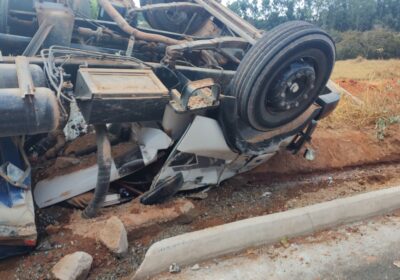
[336,78,400,97]
[252,125,400,176]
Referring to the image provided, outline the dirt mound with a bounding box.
[252,125,400,176]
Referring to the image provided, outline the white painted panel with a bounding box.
[177,116,237,161]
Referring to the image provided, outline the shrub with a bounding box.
[334,30,400,60]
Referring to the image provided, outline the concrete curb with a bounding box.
[133,186,400,279]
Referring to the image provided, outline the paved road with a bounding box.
[156,213,400,280]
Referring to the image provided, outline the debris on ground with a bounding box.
[191,264,201,271]
[393,261,400,268]
[51,251,93,280]
[65,199,196,241]
[169,263,181,274]
[280,237,291,248]
[261,192,272,198]
[186,192,209,201]
[304,148,316,161]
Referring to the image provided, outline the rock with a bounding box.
[304,148,316,161]
[52,251,93,280]
[280,237,290,248]
[36,240,52,251]
[99,216,128,256]
[394,260,400,268]
[261,191,272,198]
[190,264,200,271]
[169,263,181,274]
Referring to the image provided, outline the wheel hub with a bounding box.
[268,62,316,112]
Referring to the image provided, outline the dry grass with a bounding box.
[331,59,400,80]
[321,59,400,131]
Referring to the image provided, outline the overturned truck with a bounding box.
[0,0,339,258]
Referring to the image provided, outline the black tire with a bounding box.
[140,0,209,35]
[231,21,336,131]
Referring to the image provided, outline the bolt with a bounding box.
[290,83,300,93]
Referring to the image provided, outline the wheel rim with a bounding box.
[267,61,316,113]
[250,47,332,130]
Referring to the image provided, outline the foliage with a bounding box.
[335,30,400,60]
[226,0,400,59]
[226,0,400,32]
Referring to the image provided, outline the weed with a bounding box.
[376,116,400,140]
[322,60,400,131]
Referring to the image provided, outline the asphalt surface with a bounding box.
[155,213,400,280]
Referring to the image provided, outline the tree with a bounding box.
[227,0,400,32]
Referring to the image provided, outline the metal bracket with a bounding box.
[181,78,220,109]
[126,35,135,57]
[170,72,221,112]
[22,18,54,57]
[15,56,35,98]
[288,120,318,154]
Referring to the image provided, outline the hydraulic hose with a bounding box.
[82,124,112,219]
[98,0,181,45]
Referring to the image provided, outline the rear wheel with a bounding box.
[231,21,335,131]
[140,0,210,35]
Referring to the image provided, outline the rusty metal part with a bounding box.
[77,27,129,44]
[22,18,54,57]
[193,0,262,44]
[67,192,94,209]
[98,0,182,45]
[164,37,248,65]
[15,56,35,97]
[44,131,66,159]
[132,2,203,13]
